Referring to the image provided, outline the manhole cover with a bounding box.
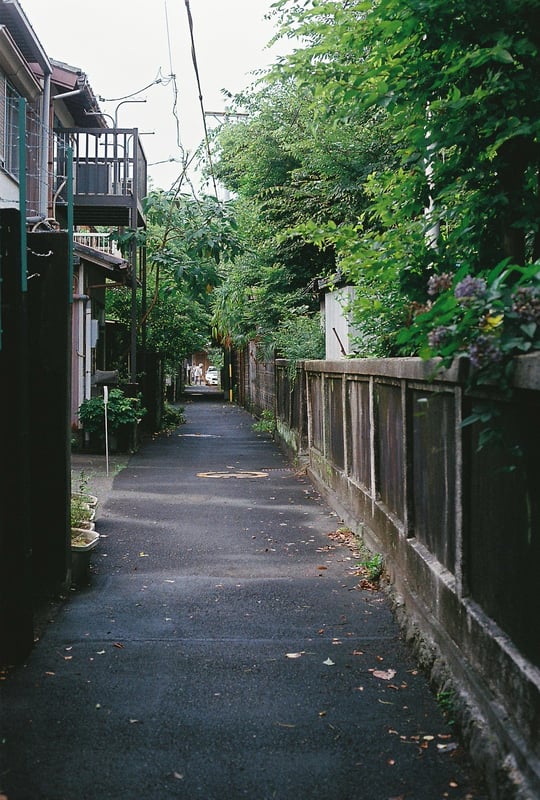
[197,470,269,479]
[178,434,222,438]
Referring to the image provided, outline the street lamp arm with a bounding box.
[114,99,147,128]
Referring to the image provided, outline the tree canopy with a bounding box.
[109,0,540,383]
[210,76,396,357]
[264,0,540,358]
[208,0,540,368]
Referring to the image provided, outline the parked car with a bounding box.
[205,366,219,385]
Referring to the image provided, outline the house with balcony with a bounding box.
[0,0,147,663]
[49,58,146,430]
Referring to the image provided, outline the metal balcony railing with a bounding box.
[72,231,122,257]
[53,128,147,227]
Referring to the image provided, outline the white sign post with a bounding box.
[103,385,109,477]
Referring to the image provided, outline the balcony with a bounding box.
[53,128,147,228]
[72,231,122,256]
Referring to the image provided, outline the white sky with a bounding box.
[19,0,288,192]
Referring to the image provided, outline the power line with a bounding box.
[164,0,175,78]
[98,76,169,104]
[184,0,218,197]
[164,0,182,151]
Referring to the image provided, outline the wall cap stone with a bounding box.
[292,353,540,391]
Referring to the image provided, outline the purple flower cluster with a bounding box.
[454,275,487,303]
[428,325,451,349]
[427,272,453,297]
[467,335,503,369]
[511,286,540,324]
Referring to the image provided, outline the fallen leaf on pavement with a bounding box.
[372,668,397,680]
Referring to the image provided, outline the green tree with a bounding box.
[266,0,540,356]
[211,78,395,355]
[107,190,242,376]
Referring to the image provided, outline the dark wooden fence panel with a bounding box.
[308,372,324,452]
[410,389,456,572]
[27,232,71,596]
[467,393,540,666]
[347,378,371,488]
[0,210,34,664]
[326,377,344,470]
[375,382,405,521]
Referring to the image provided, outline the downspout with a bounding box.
[41,72,51,219]
[84,297,92,400]
[130,130,139,385]
[66,147,74,298]
[73,288,90,403]
[19,97,27,293]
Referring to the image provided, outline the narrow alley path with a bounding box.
[0,397,486,800]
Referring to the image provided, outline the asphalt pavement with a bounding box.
[0,392,486,800]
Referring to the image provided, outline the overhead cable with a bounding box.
[98,74,172,104]
[184,0,219,197]
[164,0,182,150]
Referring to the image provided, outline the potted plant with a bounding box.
[71,493,99,585]
[78,388,147,453]
[71,469,98,510]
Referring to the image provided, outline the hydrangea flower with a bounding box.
[467,335,503,369]
[511,286,540,324]
[454,275,487,302]
[428,325,451,349]
[427,272,453,297]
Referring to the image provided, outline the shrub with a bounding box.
[78,388,146,436]
[160,403,186,432]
